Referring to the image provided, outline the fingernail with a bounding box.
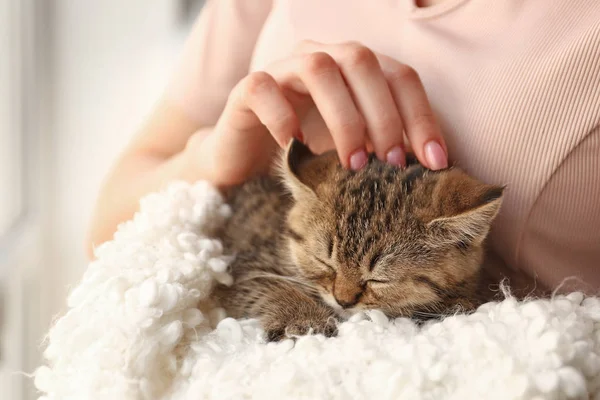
[349,148,368,170]
[386,146,406,167]
[424,141,448,170]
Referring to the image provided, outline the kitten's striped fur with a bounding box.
[213,139,504,341]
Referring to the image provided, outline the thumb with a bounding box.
[186,127,278,189]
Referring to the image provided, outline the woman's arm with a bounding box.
[87,3,449,258]
[87,98,209,257]
[86,1,275,257]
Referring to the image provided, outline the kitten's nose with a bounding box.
[333,274,364,308]
[334,292,362,309]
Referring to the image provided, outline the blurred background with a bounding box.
[0,0,205,397]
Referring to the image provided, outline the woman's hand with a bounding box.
[88,41,448,255]
[184,40,448,187]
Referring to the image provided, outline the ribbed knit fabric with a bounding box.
[167,0,600,292]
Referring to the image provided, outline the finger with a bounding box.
[383,62,448,170]
[294,41,406,167]
[224,71,301,148]
[187,129,276,188]
[268,53,368,170]
[335,43,406,167]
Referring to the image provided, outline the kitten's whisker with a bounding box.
[413,300,460,319]
[412,310,443,318]
[423,301,445,314]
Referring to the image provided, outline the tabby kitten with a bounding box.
[213,139,504,342]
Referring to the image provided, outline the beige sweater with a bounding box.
[167,0,600,293]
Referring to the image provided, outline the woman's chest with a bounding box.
[250,0,600,259]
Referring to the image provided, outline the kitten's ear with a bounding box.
[279,139,339,199]
[427,170,505,248]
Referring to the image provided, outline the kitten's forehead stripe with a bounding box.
[329,159,460,272]
[362,178,376,216]
[334,163,409,266]
[403,165,426,194]
[357,235,376,261]
[369,252,382,271]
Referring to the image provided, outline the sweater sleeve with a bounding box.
[517,126,600,293]
[165,0,274,126]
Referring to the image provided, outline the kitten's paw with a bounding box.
[264,316,338,342]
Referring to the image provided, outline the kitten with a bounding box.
[212,139,504,342]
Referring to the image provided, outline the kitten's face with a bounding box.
[280,140,504,319]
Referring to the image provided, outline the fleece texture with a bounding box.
[34,181,600,400]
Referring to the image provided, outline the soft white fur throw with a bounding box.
[34,181,600,400]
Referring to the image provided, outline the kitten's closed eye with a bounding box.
[314,256,335,273]
[366,279,390,284]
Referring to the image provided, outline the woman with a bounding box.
[88,0,600,293]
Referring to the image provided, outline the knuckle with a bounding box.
[411,110,438,133]
[388,64,420,84]
[184,132,204,153]
[333,113,365,135]
[270,112,298,135]
[342,40,364,48]
[344,44,378,68]
[373,115,401,136]
[227,84,244,105]
[294,39,318,53]
[242,71,275,97]
[302,52,338,76]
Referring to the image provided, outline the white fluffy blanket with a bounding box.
[34,181,600,400]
